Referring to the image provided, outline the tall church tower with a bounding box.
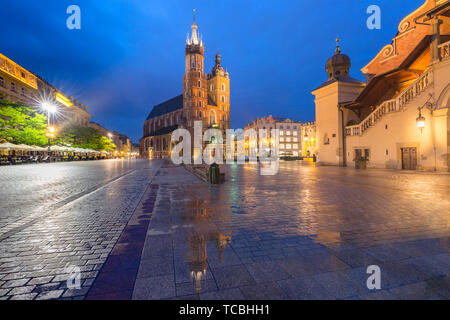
[183,10,208,129]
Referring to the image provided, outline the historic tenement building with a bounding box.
[313,0,450,171]
[0,52,92,127]
[140,14,231,159]
[245,115,303,157]
[301,121,317,158]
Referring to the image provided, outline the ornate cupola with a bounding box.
[326,38,351,80]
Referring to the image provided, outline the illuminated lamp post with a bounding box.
[41,102,57,153]
[107,133,113,158]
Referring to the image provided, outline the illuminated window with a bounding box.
[280,137,284,142]
[280,144,285,149]
[293,131,297,136]
[280,131,284,136]
[293,144,298,149]
[286,144,292,149]
[286,131,291,135]
[293,137,298,142]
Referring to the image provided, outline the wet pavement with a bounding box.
[0,159,163,300]
[133,161,450,300]
[0,159,449,300]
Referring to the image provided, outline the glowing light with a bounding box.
[41,102,57,114]
[55,93,72,107]
[416,116,425,128]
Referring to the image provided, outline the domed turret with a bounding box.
[211,50,225,77]
[326,38,351,80]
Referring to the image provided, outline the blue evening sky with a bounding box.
[1,0,424,142]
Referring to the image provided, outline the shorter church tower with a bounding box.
[207,50,230,132]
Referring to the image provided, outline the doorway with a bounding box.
[401,147,417,170]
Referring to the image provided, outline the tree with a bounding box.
[56,125,116,151]
[0,100,48,146]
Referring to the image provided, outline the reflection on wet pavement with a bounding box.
[133,162,450,300]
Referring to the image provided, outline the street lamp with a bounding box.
[107,133,113,158]
[41,102,57,153]
[416,111,426,133]
[46,126,56,153]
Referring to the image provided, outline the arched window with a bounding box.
[324,133,330,145]
[191,55,196,69]
[209,110,217,125]
[222,83,225,91]
[221,96,225,103]
[198,81,201,88]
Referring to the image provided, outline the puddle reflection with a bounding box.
[184,197,232,292]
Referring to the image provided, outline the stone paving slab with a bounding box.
[133,162,450,300]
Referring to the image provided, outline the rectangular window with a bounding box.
[11,82,16,92]
[0,77,4,87]
[293,137,298,142]
[293,144,298,149]
[286,144,292,149]
[280,144,285,149]
[293,131,297,136]
[286,131,291,135]
[280,137,284,142]
[280,131,284,136]
[21,88,26,96]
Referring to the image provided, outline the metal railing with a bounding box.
[345,68,433,136]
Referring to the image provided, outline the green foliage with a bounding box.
[0,100,48,146]
[57,126,116,151]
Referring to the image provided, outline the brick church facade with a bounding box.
[140,14,231,159]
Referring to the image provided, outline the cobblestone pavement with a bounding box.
[133,162,450,300]
[0,159,163,300]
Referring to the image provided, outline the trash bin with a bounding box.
[209,163,220,184]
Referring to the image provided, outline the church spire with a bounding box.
[335,37,341,54]
[187,9,202,46]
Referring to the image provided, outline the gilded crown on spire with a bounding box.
[335,37,341,55]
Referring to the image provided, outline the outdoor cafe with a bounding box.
[0,142,109,165]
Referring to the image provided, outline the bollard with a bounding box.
[209,163,220,184]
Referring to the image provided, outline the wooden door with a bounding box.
[401,147,417,170]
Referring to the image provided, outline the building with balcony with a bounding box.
[0,52,92,128]
[312,0,450,171]
[140,13,231,159]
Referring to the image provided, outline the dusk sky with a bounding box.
[1,0,424,142]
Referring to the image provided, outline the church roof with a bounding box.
[146,95,183,120]
[147,125,179,137]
